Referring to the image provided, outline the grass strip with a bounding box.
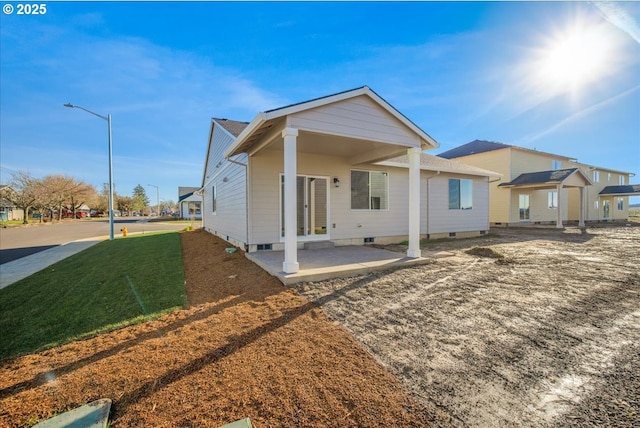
[0,231,186,359]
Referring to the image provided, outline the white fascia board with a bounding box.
[262,87,370,120]
[223,113,267,158]
[363,88,440,150]
[201,120,217,187]
[569,160,634,176]
[262,86,439,150]
[378,160,501,179]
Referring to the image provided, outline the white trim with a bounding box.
[224,86,440,159]
[282,127,299,273]
[278,173,331,243]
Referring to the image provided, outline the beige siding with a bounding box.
[248,149,490,247]
[511,150,564,177]
[426,173,490,234]
[249,150,414,245]
[288,95,420,147]
[202,124,248,245]
[508,188,569,223]
[450,149,511,223]
[571,163,631,221]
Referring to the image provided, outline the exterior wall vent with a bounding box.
[449,232,456,237]
[364,237,375,243]
[480,230,486,235]
[257,244,272,251]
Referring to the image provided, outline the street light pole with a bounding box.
[64,103,115,241]
[148,184,159,217]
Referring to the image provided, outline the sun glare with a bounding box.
[532,19,615,95]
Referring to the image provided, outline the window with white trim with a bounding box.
[551,160,562,170]
[351,170,388,210]
[449,179,473,210]
[619,175,626,185]
[548,191,558,209]
[618,198,624,211]
[593,170,600,183]
[594,200,599,210]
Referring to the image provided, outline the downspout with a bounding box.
[424,171,441,237]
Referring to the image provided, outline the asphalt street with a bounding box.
[0,218,193,264]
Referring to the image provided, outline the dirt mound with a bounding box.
[465,246,504,259]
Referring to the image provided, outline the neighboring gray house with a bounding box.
[178,186,202,220]
[200,86,498,273]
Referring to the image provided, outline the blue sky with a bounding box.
[1,1,639,204]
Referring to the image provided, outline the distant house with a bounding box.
[0,185,24,221]
[200,86,498,273]
[438,140,639,226]
[178,187,202,220]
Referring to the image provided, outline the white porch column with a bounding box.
[282,127,299,273]
[407,147,422,258]
[556,183,563,228]
[579,187,586,228]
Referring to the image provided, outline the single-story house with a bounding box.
[200,86,499,274]
[178,186,202,220]
[438,140,639,227]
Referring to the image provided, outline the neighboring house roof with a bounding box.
[439,139,575,161]
[599,185,640,196]
[570,162,635,177]
[498,168,591,188]
[178,186,199,198]
[438,140,511,159]
[379,153,502,179]
[224,85,440,158]
[214,118,249,138]
[178,192,194,202]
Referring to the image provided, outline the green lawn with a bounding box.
[0,231,186,359]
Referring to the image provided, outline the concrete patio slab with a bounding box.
[247,245,433,285]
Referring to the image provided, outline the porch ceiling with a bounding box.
[262,130,412,165]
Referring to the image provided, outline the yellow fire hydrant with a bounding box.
[121,227,128,237]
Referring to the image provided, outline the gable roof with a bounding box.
[379,153,501,179]
[599,185,640,196]
[439,139,575,161]
[178,186,199,198]
[498,168,590,188]
[214,118,249,138]
[224,86,439,158]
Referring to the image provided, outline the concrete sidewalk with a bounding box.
[0,236,106,289]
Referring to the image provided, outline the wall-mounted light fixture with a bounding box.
[333,177,340,188]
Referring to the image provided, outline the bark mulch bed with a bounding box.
[0,229,434,427]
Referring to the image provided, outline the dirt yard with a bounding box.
[0,230,431,427]
[1,226,638,427]
[295,225,640,427]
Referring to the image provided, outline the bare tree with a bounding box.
[39,175,90,221]
[1,171,40,224]
[68,181,97,217]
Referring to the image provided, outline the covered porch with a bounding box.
[499,168,592,228]
[224,86,439,274]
